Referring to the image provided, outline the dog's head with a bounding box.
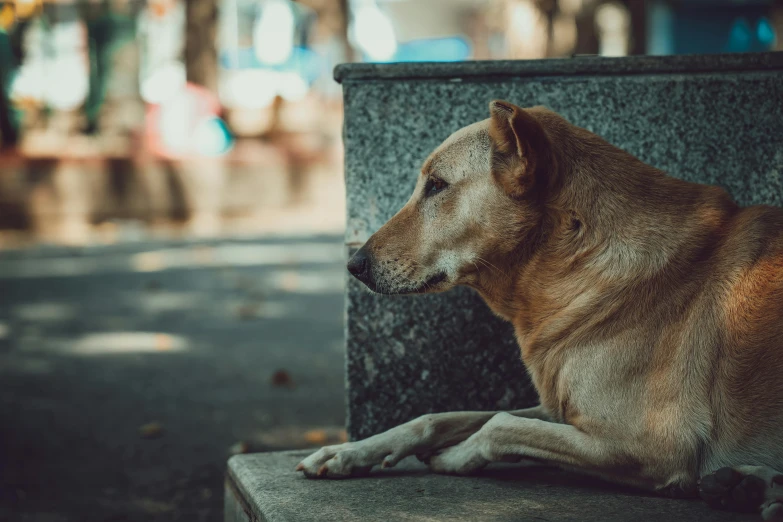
[348,100,556,295]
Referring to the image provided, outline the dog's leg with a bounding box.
[699,465,783,520]
[426,412,651,488]
[296,406,550,479]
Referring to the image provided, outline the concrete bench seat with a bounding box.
[225,450,756,521]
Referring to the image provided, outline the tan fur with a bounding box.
[299,101,783,518]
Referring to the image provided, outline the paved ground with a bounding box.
[0,236,347,522]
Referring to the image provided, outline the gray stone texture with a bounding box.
[225,450,757,521]
[339,53,783,440]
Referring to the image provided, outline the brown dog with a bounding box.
[296,100,783,519]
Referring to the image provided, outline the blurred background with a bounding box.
[0,0,781,245]
[0,1,780,521]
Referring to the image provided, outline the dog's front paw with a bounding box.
[427,440,489,475]
[296,441,403,479]
[295,443,372,479]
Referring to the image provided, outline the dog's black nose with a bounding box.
[347,248,372,284]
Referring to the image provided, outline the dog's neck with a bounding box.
[471,123,738,349]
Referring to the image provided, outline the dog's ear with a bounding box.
[488,100,551,199]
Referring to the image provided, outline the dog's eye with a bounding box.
[424,177,448,198]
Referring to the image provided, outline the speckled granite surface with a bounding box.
[340,53,783,440]
[226,451,757,521]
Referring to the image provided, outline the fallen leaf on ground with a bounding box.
[270,370,295,388]
[304,429,327,445]
[229,441,249,455]
[135,497,174,514]
[255,426,346,449]
[155,334,174,351]
[238,303,260,320]
[139,422,164,439]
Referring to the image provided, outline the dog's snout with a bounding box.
[347,248,373,285]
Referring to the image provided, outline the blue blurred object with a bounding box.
[392,37,472,63]
[756,17,777,46]
[220,46,324,84]
[726,17,754,52]
[194,116,234,157]
[360,36,472,63]
[648,1,776,55]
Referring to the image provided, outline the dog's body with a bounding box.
[297,101,783,519]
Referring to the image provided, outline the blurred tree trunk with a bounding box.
[573,4,599,55]
[0,30,19,148]
[185,0,218,93]
[297,0,354,62]
[183,0,222,236]
[772,1,783,51]
[336,0,354,62]
[626,0,647,55]
[81,2,137,134]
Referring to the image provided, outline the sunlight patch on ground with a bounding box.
[69,332,189,355]
[265,270,344,294]
[136,291,205,314]
[133,251,167,272]
[131,243,343,273]
[14,302,76,322]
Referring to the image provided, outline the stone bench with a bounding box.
[226,52,783,521]
[225,451,756,521]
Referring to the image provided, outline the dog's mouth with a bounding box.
[408,271,448,294]
[360,271,449,295]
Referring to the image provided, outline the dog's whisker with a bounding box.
[476,256,512,282]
